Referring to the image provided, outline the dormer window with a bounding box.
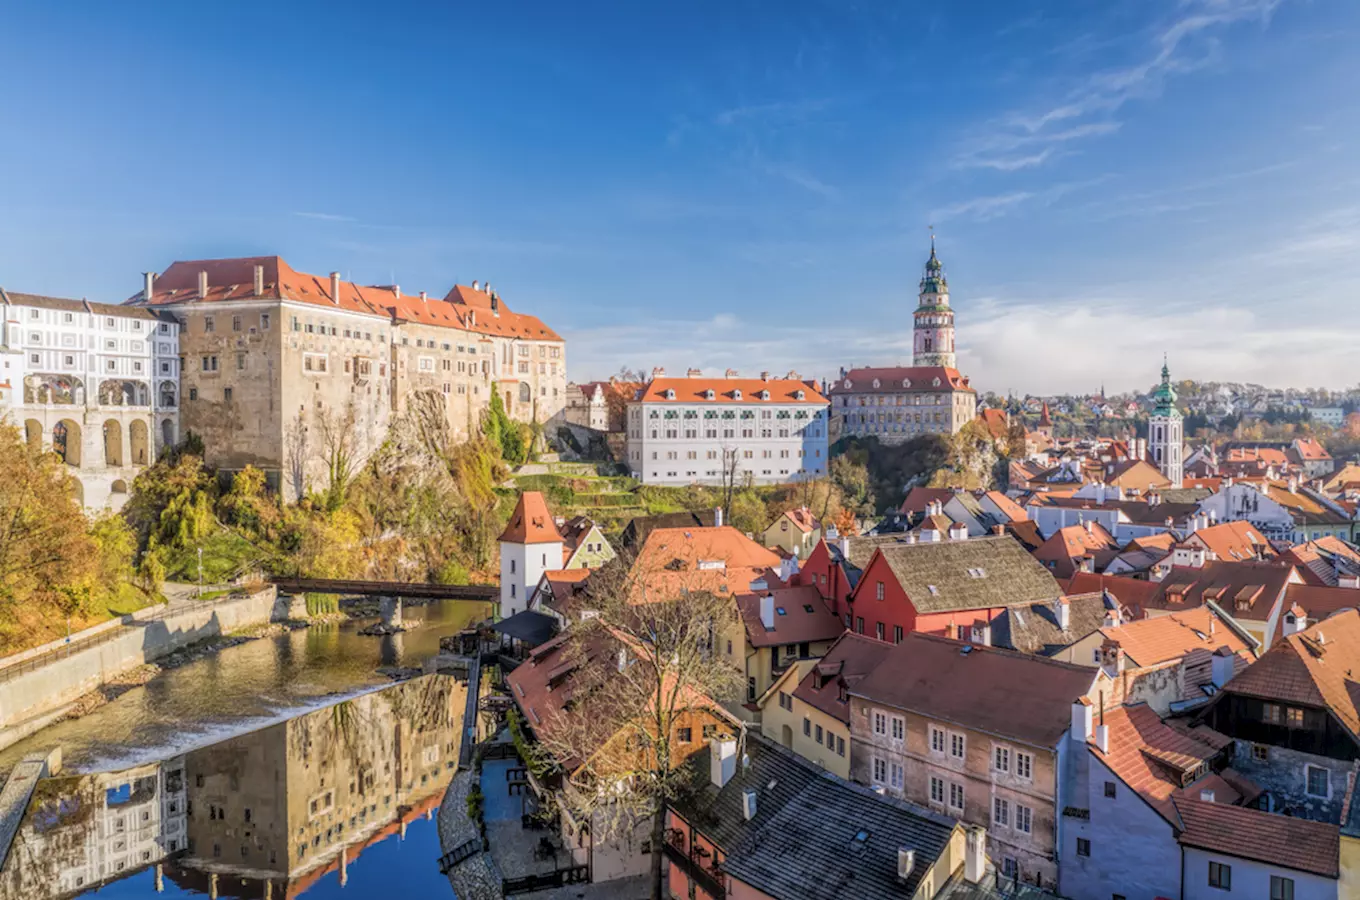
[843,380,852,390]
[705,389,715,400]
[733,389,742,400]
[872,379,881,389]
[664,388,676,400]
[932,377,941,387]
[902,378,911,388]
[760,390,771,401]
[795,389,805,400]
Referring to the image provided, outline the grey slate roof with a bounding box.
[676,733,958,900]
[993,591,1112,656]
[876,535,1064,613]
[0,289,173,322]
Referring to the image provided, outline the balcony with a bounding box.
[664,829,726,899]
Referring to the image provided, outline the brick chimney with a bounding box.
[197,270,208,300]
[253,264,264,298]
[330,272,341,306]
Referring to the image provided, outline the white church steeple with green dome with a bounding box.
[913,236,956,368]
[1149,357,1183,488]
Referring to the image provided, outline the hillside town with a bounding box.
[5,238,1360,900]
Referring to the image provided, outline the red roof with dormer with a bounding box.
[828,366,974,395]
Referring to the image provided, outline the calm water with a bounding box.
[0,599,489,773]
[0,674,468,900]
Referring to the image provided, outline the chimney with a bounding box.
[1083,519,1093,534]
[142,272,156,303]
[839,536,850,559]
[687,368,702,378]
[651,367,666,379]
[896,848,916,882]
[393,284,401,300]
[472,279,480,291]
[741,788,758,821]
[484,282,492,298]
[1070,698,1093,745]
[964,825,986,884]
[760,594,775,631]
[1055,596,1070,631]
[760,371,770,381]
[253,265,264,298]
[491,291,499,316]
[949,522,969,541]
[992,524,1006,536]
[709,736,738,789]
[419,291,427,303]
[725,368,738,378]
[1095,723,1109,753]
[330,272,341,306]
[1211,646,1236,688]
[714,507,724,528]
[197,270,208,299]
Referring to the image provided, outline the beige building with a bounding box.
[133,257,565,496]
[760,506,821,559]
[848,633,1106,888]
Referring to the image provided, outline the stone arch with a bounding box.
[161,418,176,449]
[103,419,124,467]
[158,380,177,409]
[53,419,81,466]
[129,419,149,465]
[518,382,531,404]
[23,419,42,454]
[25,374,81,405]
[111,479,128,494]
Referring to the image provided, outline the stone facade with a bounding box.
[0,290,180,510]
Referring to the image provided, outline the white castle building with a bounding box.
[0,289,181,510]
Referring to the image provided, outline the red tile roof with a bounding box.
[983,491,1028,523]
[1150,561,1297,621]
[1063,573,1162,616]
[977,408,1010,439]
[499,492,564,545]
[1173,797,1340,878]
[1097,607,1251,668]
[828,366,975,395]
[736,586,844,648]
[1032,523,1119,579]
[630,526,782,603]
[637,376,825,405]
[899,487,956,516]
[850,633,1098,748]
[1188,520,1275,562]
[1092,704,1229,822]
[791,632,894,726]
[1292,437,1332,462]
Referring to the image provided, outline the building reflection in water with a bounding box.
[0,674,465,899]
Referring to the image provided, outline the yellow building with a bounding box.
[760,507,821,559]
[757,632,891,780]
[733,584,843,713]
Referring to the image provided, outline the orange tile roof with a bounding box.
[1188,520,1275,563]
[1092,704,1227,822]
[829,365,976,395]
[499,491,564,544]
[637,375,825,405]
[1226,447,1290,467]
[1173,797,1340,878]
[736,586,844,648]
[1222,607,1360,742]
[1292,437,1331,461]
[630,526,782,603]
[983,490,1028,522]
[977,408,1010,439]
[777,507,820,534]
[1097,607,1251,668]
[1032,523,1119,579]
[439,284,562,341]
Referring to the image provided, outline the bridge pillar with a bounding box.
[380,595,403,628]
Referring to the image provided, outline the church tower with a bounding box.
[1149,359,1183,488]
[913,238,956,368]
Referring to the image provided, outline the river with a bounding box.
[0,599,492,898]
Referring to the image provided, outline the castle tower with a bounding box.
[1149,359,1183,488]
[497,491,564,618]
[913,237,956,368]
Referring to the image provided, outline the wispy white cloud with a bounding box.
[713,98,830,127]
[934,177,1110,222]
[293,211,356,223]
[760,162,840,199]
[955,0,1285,171]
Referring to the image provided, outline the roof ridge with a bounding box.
[906,631,1102,672]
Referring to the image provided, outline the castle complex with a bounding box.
[829,240,977,444]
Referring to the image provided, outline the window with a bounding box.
[676,727,692,743]
[890,762,904,790]
[856,616,864,634]
[232,315,242,332]
[1015,804,1032,834]
[993,797,1009,827]
[950,732,965,760]
[994,746,1010,774]
[1306,765,1330,797]
[894,625,904,644]
[204,316,214,333]
[876,622,885,641]
[1262,702,1281,724]
[778,691,790,711]
[1104,781,1117,798]
[891,716,905,742]
[1286,707,1304,728]
[949,782,965,811]
[836,735,845,756]
[1208,861,1231,889]
[224,388,232,403]
[930,727,946,754]
[873,757,887,783]
[1016,751,1033,780]
[189,388,197,401]
[875,581,885,600]
[803,718,811,737]
[873,712,887,736]
[1271,875,1295,900]
[929,776,945,805]
[815,724,823,743]
[1076,837,1090,857]
[261,313,270,330]
[1252,744,1269,762]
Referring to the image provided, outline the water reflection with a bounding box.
[0,675,466,899]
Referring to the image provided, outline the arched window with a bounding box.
[518,383,531,403]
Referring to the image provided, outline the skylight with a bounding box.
[776,607,787,616]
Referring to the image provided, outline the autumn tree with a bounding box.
[530,552,743,900]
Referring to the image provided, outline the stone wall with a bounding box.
[0,588,282,743]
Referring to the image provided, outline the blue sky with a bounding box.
[2,0,1358,394]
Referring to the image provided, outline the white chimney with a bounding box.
[253,264,264,297]
[1070,699,1093,745]
[1211,647,1236,688]
[714,507,724,528]
[760,594,775,631]
[949,522,969,541]
[1055,597,1071,631]
[142,271,156,303]
[1095,723,1109,753]
[330,272,341,306]
[709,736,737,789]
[897,848,915,881]
[839,536,850,559]
[964,825,986,884]
[393,284,401,300]
[741,788,758,821]
[472,279,480,291]
[419,290,427,303]
[197,270,208,299]
[1083,520,1093,534]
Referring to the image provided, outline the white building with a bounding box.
[625,370,829,486]
[1311,406,1345,428]
[0,289,180,510]
[498,491,565,619]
